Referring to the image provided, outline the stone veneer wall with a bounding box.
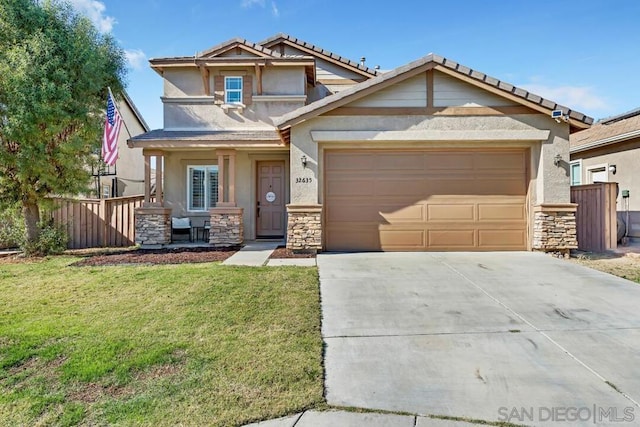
[135,207,171,246]
[532,204,578,257]
[286,205,322,252]
[209,207,243,247]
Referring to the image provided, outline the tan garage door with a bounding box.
[324,149,528,251]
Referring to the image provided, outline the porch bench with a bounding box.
[171,217,192,242]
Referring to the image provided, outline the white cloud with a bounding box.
[519,83,609,112]
[124,49,147,70]
[67,0,116,33]
[241,0,279,17]
[241,0,265,7]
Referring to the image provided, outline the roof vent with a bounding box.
[360,57,366,67]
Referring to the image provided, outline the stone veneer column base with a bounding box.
[135,207,171,248]
[286,205,322,253]
[532,204,578,258]
[209,207,243,247]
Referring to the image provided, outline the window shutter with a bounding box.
[242,75,252,105]
[214,75,224,104]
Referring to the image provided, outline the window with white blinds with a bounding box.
[187,166,218,211]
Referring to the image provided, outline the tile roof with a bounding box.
[129,129,281,143]
[274,53,593,130]
[570,108,640,151]
[260,33,380,77]
[198,37,283,58]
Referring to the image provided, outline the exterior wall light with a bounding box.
[301,155,307,168]
[609,164,617,175]
[554,154,562,166]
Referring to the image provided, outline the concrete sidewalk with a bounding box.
[223,241,317,267]
[244,410,478,426]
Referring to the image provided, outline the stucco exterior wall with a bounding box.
[572,138,640,237]
[289,114,570,208]
[162,149,289,240]
[162,67,307,130]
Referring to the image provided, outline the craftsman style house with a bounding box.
[129,34,592,253]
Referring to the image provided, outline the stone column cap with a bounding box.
[533,203,578,213]
[287,204,323,213]
[135,207,172,215]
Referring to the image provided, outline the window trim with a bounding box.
[224,76,243,105]
[586,162,609,184]
[187,165,219,212]
[569,159,582,186]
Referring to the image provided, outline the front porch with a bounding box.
[134,149,247,248]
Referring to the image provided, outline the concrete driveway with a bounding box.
[318,252,640,426]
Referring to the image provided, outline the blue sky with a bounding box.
[69,0,640,129]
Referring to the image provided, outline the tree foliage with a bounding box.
[0,0,126,253]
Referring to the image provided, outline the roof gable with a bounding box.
[260,33,379,79]
[198,37,282,59]
[274,53,593,131]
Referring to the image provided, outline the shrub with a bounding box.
[23,218,69,256]
[0,205,69,256]
[0,205,25,249]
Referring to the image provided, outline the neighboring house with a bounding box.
[129,33,593,253]
[570,108,640,239]
[94,91,150,198]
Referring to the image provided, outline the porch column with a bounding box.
[144,154,151,203]
[142,149,164,207]
[136,150,169,247]
[216,149,237,207]
[210,149,242,246]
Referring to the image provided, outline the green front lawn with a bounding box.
[0,257,324,426]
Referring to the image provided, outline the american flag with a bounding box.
[102,90,122,166]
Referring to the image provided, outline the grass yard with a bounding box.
[0,256,324,426]
[570,252,640,284]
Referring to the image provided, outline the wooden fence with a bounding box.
[570,183,618,252]
[49,195,145,249]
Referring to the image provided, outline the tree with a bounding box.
[0,0,126,253]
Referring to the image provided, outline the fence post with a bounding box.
[100,198,107,247]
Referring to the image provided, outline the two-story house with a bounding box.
[129,34,592,254]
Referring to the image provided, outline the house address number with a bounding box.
[296,177,313,183]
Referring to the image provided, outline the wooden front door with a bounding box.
[257,161,285,237]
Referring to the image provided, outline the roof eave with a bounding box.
[570,129,640,153]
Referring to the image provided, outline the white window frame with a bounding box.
[587,163,609,183]
[570,159,582,186]
[224,76,243,104]
[187,165,219,212]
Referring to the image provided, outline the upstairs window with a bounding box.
[188,166,218,211]
[225,76,243,104]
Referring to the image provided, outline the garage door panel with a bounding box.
[475,152,525,169]
[478,230,526,247]
[324,149,528,251]
[374,179,428,197]
[427,204,475,221]
[425,153,474,170]
[326,179,374,196]
[375,153,426,170]
[478,203,526,221]
[379,229,425,248]
[328,204,425,222]
[427,230,476,248]
[326,153,375,170]
[326,227,380,251]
